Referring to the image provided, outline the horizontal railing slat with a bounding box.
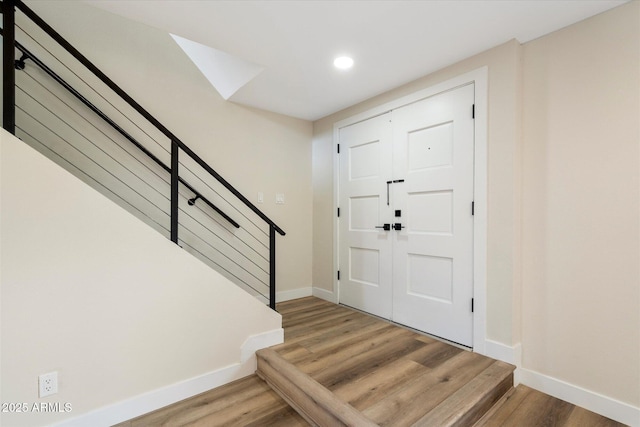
[4,0,284,308]
[6,31,241,229]
[13,0,284,236]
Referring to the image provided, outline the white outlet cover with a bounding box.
[276,193,285,204]
[39,371,58,398]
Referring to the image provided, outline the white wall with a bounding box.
[0,130,282,426]
[521,0,639,412]
[23,0,314,297]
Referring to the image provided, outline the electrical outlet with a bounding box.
[39,372,58,398]
[276,193,285,204]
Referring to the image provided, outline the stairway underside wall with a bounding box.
[0,130,282,427]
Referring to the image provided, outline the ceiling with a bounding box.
[85,0,627,121]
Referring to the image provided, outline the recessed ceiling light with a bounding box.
[334,56,354,70]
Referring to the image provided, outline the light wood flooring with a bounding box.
[268,297,514,426]
[116,297,626,426]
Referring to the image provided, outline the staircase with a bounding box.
[256,297,515,427]
[2,0,284,307]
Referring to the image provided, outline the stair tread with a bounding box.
[258,300,515,427]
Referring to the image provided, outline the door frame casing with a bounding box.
[332,67,488,354]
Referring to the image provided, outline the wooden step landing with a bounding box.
[257,347,514,427]
[259,297,516,427]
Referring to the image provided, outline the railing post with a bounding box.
[170,140,179,244]
[3,0,16,134]
[269,226,276,310]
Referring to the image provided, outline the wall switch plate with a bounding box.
[257,192,264,203]
[39,371,58,397]
[276,193,285,204]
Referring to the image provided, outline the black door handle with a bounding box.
[393,223,405,231]
[375,224,391,231]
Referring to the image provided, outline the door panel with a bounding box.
[407,122,454,170]
[408,190,453,234]
[338,113,393,319]
[391,84,475,346]
[337,84,475,347]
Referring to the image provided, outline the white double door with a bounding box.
[338,84,475,347]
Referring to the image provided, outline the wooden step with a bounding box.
[259,299,517,426]
[257,346,515,427]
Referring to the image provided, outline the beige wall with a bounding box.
[313,39,523,346]
[313,0,639,411]
[521,1,639,406]
[0,131,282,426]
[7,0,639,417]
[26,1,313,295]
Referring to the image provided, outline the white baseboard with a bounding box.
[52,329,284,427]
[276,287,312,302]
[312,286,337,303]
[476,340,638,425]
[519,368,640,427]
[240,328,285,366]
[483,339,521,365]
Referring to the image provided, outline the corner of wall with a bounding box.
[312,286,337,303]
[512,34,525,348]
[483,339,522,368]
[240,328,284,365]
[276,287,313,302]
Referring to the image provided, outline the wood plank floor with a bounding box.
[271,297,513,426]
[116,297,626,427]
[475,385,627,427]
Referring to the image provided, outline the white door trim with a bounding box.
[333,67,488,354]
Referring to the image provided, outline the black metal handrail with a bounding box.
[2,0,15,134]
[13,0,286,237]
[2,0,284,309]
[7,38,240,229]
